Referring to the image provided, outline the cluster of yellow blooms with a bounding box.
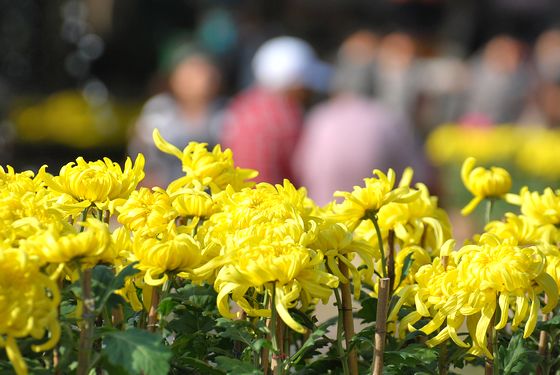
[3,127,560,374]
[426,123,560,180]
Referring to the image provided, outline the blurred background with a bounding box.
[2,0,560,220]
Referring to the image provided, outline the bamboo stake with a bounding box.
[372,277,390,375]
[339,261,359,375]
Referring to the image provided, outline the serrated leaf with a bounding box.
[499,331,540,375]
[103,328,171,375]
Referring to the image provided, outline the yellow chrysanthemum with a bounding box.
[402,234,557,358]
[25,218,115,270]
[461,157,511,216]
[133,231,203,286]
[44,154,145,212]
[153,129,257,193]
[310,222,376,299]
[506,187,560,226]
[377,182,452,252]
[117,187,177,236]
[333,169,420,230]
[0,248,61,375]
[169,187,217,218]
[211,242,338,333]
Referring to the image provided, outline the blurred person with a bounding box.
[534,29,560,82]
[520,29,560,127]
[461,35,530,125]
[129,43,224,187]
[375,32,418,116]
[220,36,330,184]
[292,30,428,206]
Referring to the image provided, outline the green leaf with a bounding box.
[91,263,140,313]
[214,356,263,375]
[499,331,540,375]
[398,252,415,286]
[289,325,329,365]
[102,328,171,375]
[355,295,377,323]
[176,356,224,375]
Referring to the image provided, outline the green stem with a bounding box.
[485,199,494,225]
[334,288,351,375]
[370,215,387,278]
[77,267,95,375]
[270,284,285,375]
[79,207,89,232]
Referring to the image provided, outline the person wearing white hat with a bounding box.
[220,36,330,184]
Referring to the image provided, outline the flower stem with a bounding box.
[334,288,351,375]
[339,262,359,375]
[485,199,494,225]
[147,285,161,333]
[370,215,387,278]
[485,314,497,375]
[372,277,390,375]
[537,295,550,375]
[270,284,285,375]
[77,267,95,375]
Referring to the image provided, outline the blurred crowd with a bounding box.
[3,1,560,207]
[128,26,560,205]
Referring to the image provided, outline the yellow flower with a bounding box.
[45,154,145,212]
[169,187,216,218]
[333,169,420,230]
[117,187,177,236]
[377,182,452,252]
[211,242,338,333]
[133,231,203,286]
[404,234,557,358]
[461,157,512,215]
[153,129,257,193]
[0,248,60,375]
[506,187,560,226]
[485,213,553,245]
[26,218,115,269]
[310,222,375,299]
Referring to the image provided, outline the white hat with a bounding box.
[252,36,331,92]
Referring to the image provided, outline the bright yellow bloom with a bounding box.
[153,129,257,193]
[333,169,420,230]
[117,187,177,236]
[506,187,560,226]
[133,231,203,286]
[0,248,60,375]
[402,234,557,358]
[192,179,338,333]
[211,242,338,333]
[377,182,452,253]
[461,157,512,215]
[169,187,216,218]
[310,222,375,299]
[485,213,555,245]
[44,155,145,212]
[25,218,115,269]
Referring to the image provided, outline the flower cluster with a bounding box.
[3,125,560,374]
